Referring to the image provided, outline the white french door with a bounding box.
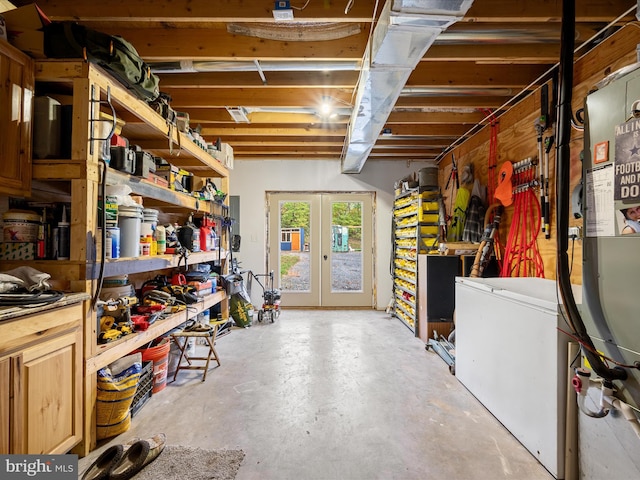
[267,192,374,307]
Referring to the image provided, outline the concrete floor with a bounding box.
[82,310,554,480]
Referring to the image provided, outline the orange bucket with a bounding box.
[134,337,171,393]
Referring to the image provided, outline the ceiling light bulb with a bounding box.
[320,97,333,116]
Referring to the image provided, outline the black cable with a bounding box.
[555,0,626,381]
[568,237,575,276]
[0,290,65,307]
[91,158,108,310]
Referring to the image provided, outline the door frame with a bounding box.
[266,191,376,308]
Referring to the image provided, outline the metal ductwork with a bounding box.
[341,0,474,173]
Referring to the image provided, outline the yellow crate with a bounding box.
[419,212,439,223]
[421,225,439,235]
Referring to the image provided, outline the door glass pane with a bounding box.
[279,201,310,292]
[330,201,363,292]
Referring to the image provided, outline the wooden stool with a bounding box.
[170,319,226,382]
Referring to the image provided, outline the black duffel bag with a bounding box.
[44,22,160,103]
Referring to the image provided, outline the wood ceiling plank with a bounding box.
[407,62,550,88]
[463,0,635,22]
[156,71,359,88]
[222,137,344,146]
[377,124,470,137]
[440,23,620,46]
[234,146,343,154]
[174,110,349,125]
[199,126,347,137]
[238,154,341,159]
[387,111,486,124]
[86,27,369,61]
[22,0,378,22]
[166,88,353,108]
[375,139,451,147]
[425,44,559,63]
[394,96,509,109]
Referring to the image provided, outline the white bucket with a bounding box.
[118,205,142,257]
[3,210,41,243]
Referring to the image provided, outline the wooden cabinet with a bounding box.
[0,39,34,197]
[0,299,84,454]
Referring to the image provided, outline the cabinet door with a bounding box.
[0,356,9,454]
[12,329,82,454]
[0,39,34,197]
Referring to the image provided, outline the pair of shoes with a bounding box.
[81,434,166,480]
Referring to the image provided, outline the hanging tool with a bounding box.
[444,153,459,191]
[535,83,550,236]
[444,154,459,228]
[544,135,555,239]
[536,121,546,235]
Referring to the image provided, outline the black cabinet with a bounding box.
[417,255,460,341]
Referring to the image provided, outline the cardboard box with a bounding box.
[0,242,36,260]
[442,242,480,256]
[2,4,50,58]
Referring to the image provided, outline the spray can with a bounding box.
[57,205,70,260]
[155,225,166,254]
[36,213,46,259]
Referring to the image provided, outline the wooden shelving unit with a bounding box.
[27,60,230,456]
[391,187,440,333]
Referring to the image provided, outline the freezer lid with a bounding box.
[455,276,582,311]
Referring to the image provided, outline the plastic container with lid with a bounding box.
[3,210,41,243]
[118,205,143,258]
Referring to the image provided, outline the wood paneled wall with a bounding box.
[439,24,640,284]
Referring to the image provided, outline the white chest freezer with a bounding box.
[455,277,582,479]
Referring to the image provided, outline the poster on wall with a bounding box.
[613,119,640,235]
[614,119,640,202]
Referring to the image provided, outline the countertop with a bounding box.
[0,291,89,322]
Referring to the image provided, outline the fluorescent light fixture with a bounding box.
[226,107,250,123]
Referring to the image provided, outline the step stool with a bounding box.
[170,319,226,382]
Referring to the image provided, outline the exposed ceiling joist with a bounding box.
[9,0,634,169]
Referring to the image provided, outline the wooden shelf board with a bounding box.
[86,289,226,373]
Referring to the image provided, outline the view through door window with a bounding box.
[330,201,363,292]
[279,201,311,291]
[279,200,363,292]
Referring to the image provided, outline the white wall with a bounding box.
[229,158,435,309]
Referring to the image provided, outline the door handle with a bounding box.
[323,255,328,260]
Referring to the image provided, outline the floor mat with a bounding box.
[131,445,245,480]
